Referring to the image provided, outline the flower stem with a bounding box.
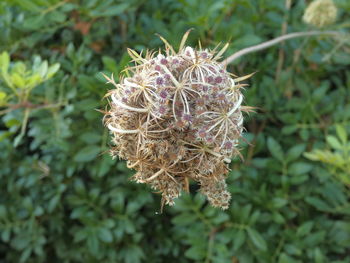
[222,31,341,65]
[111,94,148,113]
[107,124,139,134]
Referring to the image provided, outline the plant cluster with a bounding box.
[305,124,350,186]
[1,0,350,262]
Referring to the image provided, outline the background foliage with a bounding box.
[1,0,350,262]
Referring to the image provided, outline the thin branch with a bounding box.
[0,102,61,115]
[222,31,341,65]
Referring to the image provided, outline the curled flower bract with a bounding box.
[103,32,253,209]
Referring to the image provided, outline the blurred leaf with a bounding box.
[247,228,267,251]
[47,63,60,79]
[11,0,42,12]
[271,198,288,208]
[267,137,284,162]
[11,73,25,88]
[297,221,314,237]
[305,197,331,212]
[90,3,129,17]
[37,60,48,78]
[335,125,347,144]
[185,246,206,260]
[288,162,313,176]
[0,51,9,73]
[74,145,100,162]
[98,228,113,243]
[286,144,306,163]
[326,135,342,150]
[233,229,246,251]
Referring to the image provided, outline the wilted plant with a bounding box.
[103,31,254,209]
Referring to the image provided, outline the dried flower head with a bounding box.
[103,31,253,210]
[303,0,337,28]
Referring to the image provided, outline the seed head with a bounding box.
[103,31,253,210]
[303,0,337,28]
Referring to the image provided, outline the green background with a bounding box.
[1,0,350,262]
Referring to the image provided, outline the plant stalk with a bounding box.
[222,30,341,65]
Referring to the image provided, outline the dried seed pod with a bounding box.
[303,0,337,28]
[103,31,253,209]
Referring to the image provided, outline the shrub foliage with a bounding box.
[0,0,350,262]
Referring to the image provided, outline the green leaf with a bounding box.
[11,73,26,88]
[0,131,12,142]
[335,125,347,144]
[0,205,7,218]
[90,3,129,17]
[12,61,26,74]
[14,133,24,147]
[305,197,331,211]
[272,212,285,224]
[288,162,313,176]
[284,244,302,256]
[314,247,324,263]
[36,60,48,78]
[47,63,60,79]
[234,34,262,48]
[124,245,144,263]
[80,132,101,144]
[0,51,9,73]
[27,74,42,89]
[267,137,284,162]
[172,213,196,226]
[87,235,99,256]
[5,118,21,128]
[286,144,306,163]
[50,11,67,23]
[0,91,7,106]
[297,221,314,237]
[184,246,205,260]
[326,135,342,150]
[247,228,267,251]
[20,247,32,263]
[73,229,88,243]
[12,235,31,250]
[74,145,100,162]
[303,151,320,161]
[279,253,297,263]
[233,229,246,251]
[303,231,326,247]
[271,198,288,208]
[48,195,60,212]
[98,227,113,243]
[1,229,10,242]
[11,0,42,12]
[281,125,297,135]
[102,56,118,73]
